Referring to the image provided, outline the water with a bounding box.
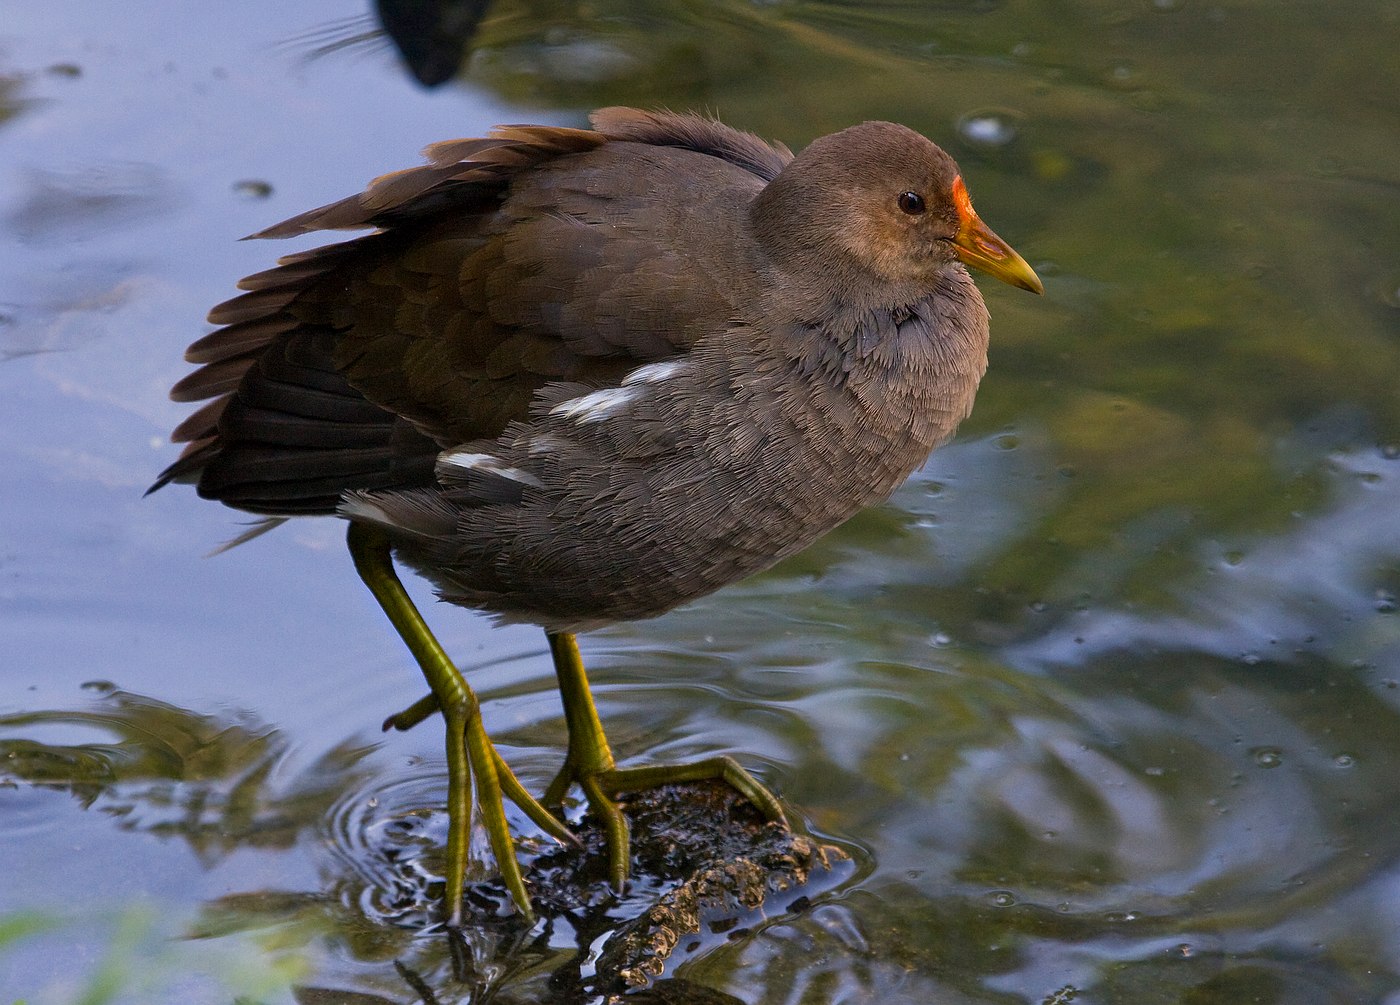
[4,1,1400,1002]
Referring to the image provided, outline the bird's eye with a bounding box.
[897,191,926,215]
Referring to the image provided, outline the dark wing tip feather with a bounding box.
[169,358,257,403]
[147,437,218,495]
[185,316,292,364]
[170,396,230,444]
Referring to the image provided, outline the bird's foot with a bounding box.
[382,691,438,732]
[383,690,574,840]
[384,694,576,927]
[543,754,789,891]
[541,633,788,890]
[438,698,567,926]
[381,633,787,908]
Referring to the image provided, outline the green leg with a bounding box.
[346,522,570,924]
[542,632,627,887]
[384,694,574,847]
[541,631,789,891]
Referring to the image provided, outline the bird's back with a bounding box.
[155,110,792,515]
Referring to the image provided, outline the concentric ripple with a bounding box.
[323,761,558,930]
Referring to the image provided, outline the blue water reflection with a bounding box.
[5,1,1400,1002]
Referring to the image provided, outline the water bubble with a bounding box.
[1104,63,1137,89]
[1251,746,1283,768]
[1333,753,1356,769]
[931,632,952,646]
[1380,443,1400,460]
[1145,766,1165,777]
[993,432,1020,450]
[1240,652,1261,666]
[80,680,117,693]
[987,890,1017,907]
[957,109,1021,149]
[1376,590,1398,614]
[1030,600,1048,613]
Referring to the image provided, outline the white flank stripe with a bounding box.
[439,451,543,487]
[526,433,569,456]
[622,360,686,385]
[339,497,392,524]
[548,386,639,423]
[440,451,494,469]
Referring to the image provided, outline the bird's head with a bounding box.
[752,121,1042,299]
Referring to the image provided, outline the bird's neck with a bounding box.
[790,267,991,457]
[771,267,990,380]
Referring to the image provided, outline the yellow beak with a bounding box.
[950,176,1043,295]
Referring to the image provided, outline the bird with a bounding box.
[151,106,1042,926]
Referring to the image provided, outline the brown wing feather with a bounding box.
[154,110,792,519]
[589,107,792,181]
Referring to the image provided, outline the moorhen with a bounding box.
[152,107,1042,924]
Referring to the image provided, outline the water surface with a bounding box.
[3,2,1400,1002]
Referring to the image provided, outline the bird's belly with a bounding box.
[424,360,966,632]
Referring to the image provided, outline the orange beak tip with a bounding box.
[949,175,1043,295]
